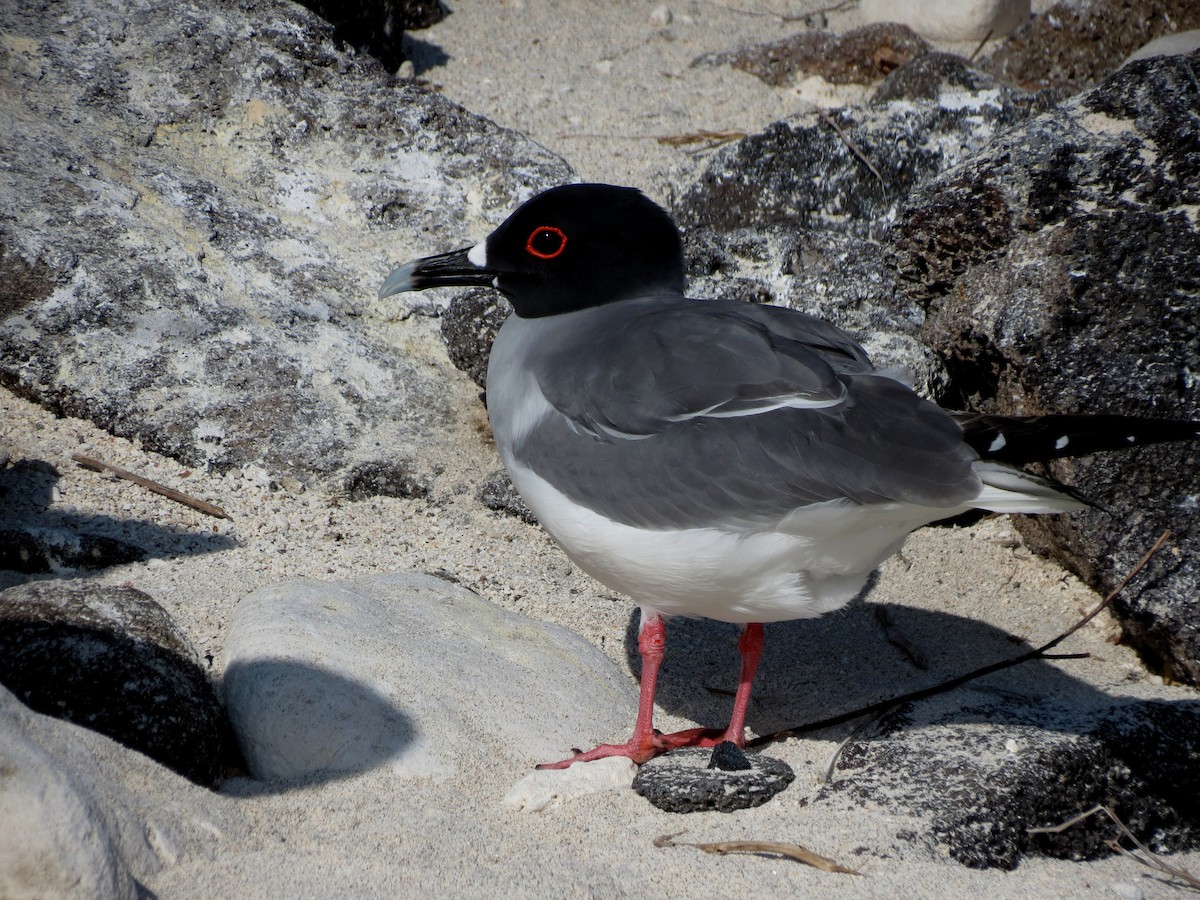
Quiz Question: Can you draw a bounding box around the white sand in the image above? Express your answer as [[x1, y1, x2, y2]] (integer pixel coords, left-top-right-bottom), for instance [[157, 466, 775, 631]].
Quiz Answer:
[[4, 1, 1199, 896]]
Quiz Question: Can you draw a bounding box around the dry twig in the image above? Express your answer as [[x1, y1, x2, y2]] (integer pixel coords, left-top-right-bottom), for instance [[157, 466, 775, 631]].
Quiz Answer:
[[748, 530, 1173, 750], [72, 453, 231, 520], [818, 111, 883, 183], [654, 831, 862, 875], [656, 129, 748, 149], [1029, 804, 1200, 888]]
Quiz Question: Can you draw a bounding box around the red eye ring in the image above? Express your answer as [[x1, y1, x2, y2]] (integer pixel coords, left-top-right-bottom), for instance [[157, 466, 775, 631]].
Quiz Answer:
[[525, 226, 568, 260]]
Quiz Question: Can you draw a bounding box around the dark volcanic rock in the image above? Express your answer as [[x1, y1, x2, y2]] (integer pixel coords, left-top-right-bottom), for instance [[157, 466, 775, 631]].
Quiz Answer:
[[824, 696, 1200, 869], [296, 0, 447, 72], [873, 51, 1061, 105], [0, 0, 570, 487], [675, 64, 1057, 240], [891, 53, 1200, 683], [985, 0, 1200, 92], [480, 471, 537, 525], [0, 454, 234, 578], [440, 288, 513, 389], [695, 22, 931, 87], [0, 581, 231, 785], [633, 746, 795, 813], [682, 226, 943, 396], [0, 528, 146, 574], [344, 459, 433, 500]]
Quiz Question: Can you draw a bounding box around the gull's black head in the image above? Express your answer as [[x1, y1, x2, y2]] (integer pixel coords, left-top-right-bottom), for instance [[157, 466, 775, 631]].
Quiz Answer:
[[379, 183, 686, 318]]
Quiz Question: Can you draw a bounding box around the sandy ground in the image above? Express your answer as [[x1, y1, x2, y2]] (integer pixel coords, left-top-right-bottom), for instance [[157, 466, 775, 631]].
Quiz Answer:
[[4, 1, 1200, 896]]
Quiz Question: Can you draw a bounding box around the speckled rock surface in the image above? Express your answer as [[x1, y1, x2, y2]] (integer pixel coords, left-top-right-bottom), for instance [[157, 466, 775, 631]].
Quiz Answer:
[[0, 580, 230, 785], [674, 62, 1058, 240], [891, 52, 1200, 683], [984, 0, 1200, 91], [822, 695, 1200, 869], [633, 744, 795, 813], [0, 0, 570, 488], [695, 22, 931, 87]]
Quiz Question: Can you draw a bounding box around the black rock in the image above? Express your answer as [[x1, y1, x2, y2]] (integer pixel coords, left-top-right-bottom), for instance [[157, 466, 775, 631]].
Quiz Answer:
[[707, 740, 752, 771], [0, 528, 146, 574], [823, 696, 1200, 869], [440, 288, 513, 389], [344, 460, 433, 500], [0, 581, 233, 786], [296, 0, 446, 73], [891, 52, 1200, 684], [479, 471, 537, 525], [675, 62, 1055, 241], [633, 747, 794, 813], [984, 0, 1200, 93]]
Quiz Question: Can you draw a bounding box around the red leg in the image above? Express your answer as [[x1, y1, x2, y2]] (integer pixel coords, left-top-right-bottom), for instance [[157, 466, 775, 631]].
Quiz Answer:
[[537, 619, 767, 769], [653, 622, 764, 750], [536, 610, 669, 769], [722, 622, 764, 744]]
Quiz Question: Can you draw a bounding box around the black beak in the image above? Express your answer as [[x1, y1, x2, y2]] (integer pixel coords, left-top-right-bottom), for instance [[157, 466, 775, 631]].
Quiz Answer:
[[378, 247, 495, 299]]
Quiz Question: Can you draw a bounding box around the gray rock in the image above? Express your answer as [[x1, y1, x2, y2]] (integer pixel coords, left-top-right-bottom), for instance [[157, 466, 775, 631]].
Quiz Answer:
[[633, 745, 795, 813], [890, 53, 1200, 684], [822, 695, 1200, 869], [0, 682, 240, 897], [0, 581, 230, 785], [0, 0, 570, 488], [0, 686, 140, 899], [223, 573, 634, 781]]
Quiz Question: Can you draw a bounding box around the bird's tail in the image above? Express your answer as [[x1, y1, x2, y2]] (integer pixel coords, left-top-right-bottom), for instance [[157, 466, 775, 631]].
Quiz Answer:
[[954, 413, 1200, 466]]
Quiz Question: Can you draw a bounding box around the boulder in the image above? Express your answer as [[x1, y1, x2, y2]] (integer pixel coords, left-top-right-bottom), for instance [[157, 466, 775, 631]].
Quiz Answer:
[[0, 0, 571, 490], [890, 53, 1200, 683]]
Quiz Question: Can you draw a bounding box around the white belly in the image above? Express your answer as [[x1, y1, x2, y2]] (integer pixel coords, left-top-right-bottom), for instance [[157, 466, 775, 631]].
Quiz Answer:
[[503, 458, 928, 623]]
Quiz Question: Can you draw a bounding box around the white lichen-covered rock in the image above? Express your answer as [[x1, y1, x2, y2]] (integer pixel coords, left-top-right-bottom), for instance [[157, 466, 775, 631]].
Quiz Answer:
[[860, 0, 1030, 41], [0, 0, 571, 490], [223, 573, 634, 781]]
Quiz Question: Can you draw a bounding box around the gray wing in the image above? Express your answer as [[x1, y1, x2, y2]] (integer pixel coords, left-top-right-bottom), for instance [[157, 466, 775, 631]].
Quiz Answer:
[[537, 300, 874, 439], [521, 298, 983, 529]]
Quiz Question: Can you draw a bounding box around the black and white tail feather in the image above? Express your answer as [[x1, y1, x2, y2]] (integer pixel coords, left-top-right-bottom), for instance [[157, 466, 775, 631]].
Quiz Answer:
[[956, 413, 1200, 466], [956, 412, 1200, 513]]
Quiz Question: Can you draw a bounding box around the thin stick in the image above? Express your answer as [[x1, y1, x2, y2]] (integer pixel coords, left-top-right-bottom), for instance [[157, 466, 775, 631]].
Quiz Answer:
[[748, 530, 1172, 749], [818, 112, 884, 184], [72, 453, 231, 520], [969, 29, 994, 63], [654, 831, 862, 875], [1029, 804, 1200, 888]]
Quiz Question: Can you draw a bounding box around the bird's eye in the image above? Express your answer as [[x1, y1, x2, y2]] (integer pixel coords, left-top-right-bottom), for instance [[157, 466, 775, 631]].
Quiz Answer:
[[525, 226, 568, 260]]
